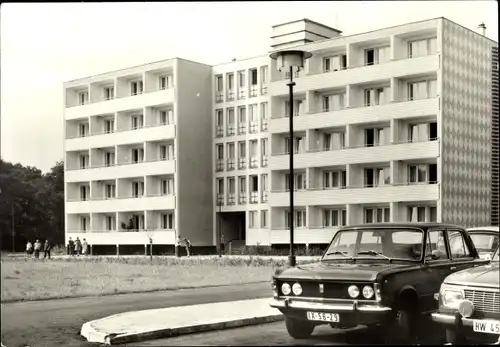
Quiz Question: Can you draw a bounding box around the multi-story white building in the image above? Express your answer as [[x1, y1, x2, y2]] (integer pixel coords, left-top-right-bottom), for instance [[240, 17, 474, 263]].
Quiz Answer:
[[64, 59, 213, 255], [64, 17, 498, 254]]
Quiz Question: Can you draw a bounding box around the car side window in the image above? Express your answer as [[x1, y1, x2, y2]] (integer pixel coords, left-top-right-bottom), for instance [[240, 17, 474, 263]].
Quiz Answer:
[[426, 230, 449, 260], [447, 230, 471, 259]]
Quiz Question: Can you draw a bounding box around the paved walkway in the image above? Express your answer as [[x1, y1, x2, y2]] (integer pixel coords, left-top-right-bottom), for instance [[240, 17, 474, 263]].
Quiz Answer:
[[81, 298, 283, 345]]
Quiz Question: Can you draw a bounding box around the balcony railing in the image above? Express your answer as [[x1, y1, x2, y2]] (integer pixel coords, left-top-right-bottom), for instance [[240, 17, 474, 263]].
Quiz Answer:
[[249, 86, 258, 98], [261, 85, 268, 95], [261, 156, 268, 167], [261, 191, 268, 203], [249, 158, 258, 169], [250, 192, 259, 204], [216, 126, 224, 138], [227, 194, 236, 205], [261, 121, 268, 131], [216, 159, 224, 172], [217, 194, 224, 205], [238, 125, 247, 135], [67, 193, 175, 202], [271, 181, 440, 193], [238, 90, 246, 100], [215, 92, 224, 103], [249, 123, 258, 133], [238, 158, 246, 169], [227, 91, 235, 101], [67, 85, 175, 108], [227, 159, 235, 171], [66, 121, 174, 140], [227, 126, 235, 136], [238, 194, 247, 204], [66, 157, 175, 171]]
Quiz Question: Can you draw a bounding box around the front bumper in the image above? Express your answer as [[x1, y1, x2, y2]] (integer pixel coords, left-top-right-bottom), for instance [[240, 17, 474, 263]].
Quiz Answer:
[[270, 297, 392, 326], [432, 313, 500, 344]]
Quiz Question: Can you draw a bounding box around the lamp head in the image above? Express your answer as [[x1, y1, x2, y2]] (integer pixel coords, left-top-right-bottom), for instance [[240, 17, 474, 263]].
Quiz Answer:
[[269, 50, 313, 72]]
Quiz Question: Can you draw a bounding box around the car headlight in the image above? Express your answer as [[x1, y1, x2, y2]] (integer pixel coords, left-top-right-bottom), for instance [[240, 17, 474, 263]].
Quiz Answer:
[[362, 285, 374, 299], [281, 282, 291, 296], [292, 282, 302, 296], [441, 285, 465, 309], [348, 285, 360, 298]]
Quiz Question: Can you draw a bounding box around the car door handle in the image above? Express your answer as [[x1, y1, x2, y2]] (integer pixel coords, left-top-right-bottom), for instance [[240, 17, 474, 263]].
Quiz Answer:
[[450, 266, 457, 270]]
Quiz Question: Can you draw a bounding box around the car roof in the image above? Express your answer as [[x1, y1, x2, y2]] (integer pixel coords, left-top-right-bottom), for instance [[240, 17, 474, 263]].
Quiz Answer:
[[341, 222, 464, 230], [467, 226, 500, 233]]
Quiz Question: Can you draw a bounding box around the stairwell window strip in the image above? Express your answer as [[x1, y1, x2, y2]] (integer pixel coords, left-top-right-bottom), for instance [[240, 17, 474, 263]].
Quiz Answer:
[[162, 213, 174, 229], [131, 80, 143, 96], [323, 209, 347, 227]]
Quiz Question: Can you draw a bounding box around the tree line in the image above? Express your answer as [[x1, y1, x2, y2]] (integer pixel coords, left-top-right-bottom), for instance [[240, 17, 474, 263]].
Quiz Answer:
[[0, 159, 64, 251]]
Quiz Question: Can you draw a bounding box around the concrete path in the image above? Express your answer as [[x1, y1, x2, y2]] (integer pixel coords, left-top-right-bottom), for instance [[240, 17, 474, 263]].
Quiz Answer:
[[81, 298, 283, 345]]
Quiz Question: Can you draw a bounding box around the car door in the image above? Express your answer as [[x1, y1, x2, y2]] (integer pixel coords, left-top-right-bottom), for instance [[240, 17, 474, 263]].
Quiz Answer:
[[446, 228, 478, 273], [420, 228, 454, 313]]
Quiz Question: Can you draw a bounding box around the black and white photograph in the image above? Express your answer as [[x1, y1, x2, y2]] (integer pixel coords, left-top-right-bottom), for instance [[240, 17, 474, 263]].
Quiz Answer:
[[0, 1, 499, 346]]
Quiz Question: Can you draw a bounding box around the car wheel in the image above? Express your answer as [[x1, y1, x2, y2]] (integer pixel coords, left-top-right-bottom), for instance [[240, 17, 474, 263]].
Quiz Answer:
[[446, 328, 466, 344], [285, 317, 315, 339], [382, 308, 419, 344]]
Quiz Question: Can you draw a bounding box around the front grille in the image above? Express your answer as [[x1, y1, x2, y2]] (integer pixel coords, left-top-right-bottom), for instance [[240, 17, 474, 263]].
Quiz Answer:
[[464, 289, 500, 313], [277, 280, 374, 300]]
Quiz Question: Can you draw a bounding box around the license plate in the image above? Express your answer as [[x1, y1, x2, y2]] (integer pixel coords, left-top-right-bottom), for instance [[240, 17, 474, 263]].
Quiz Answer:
[[306, 311, 339, 322], [473, 320, 500, 335]]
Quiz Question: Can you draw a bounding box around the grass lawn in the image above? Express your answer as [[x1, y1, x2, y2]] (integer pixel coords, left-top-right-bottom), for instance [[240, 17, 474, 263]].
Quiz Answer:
[[0, 256, 286, 302]]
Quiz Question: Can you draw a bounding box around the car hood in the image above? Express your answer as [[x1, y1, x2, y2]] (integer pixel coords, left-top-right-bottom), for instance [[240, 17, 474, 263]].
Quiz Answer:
[[444, 262, 500, 288], [274, 261, 416, 282]]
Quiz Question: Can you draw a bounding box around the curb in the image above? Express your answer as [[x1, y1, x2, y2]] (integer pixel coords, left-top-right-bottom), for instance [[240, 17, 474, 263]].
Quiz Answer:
[[84, 314, 284, 345]]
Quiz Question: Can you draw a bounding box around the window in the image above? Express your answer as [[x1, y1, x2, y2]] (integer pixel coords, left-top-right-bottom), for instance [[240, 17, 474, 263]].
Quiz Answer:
[[78, 91, 89, 105], [106, 216, 116, 231], [227, 142, 235, 170], [161, 213, 174, 229], [407, 206, 427, 222], [132, 181, 145, 198], [261, 102, 268, 131], [323, 170, 347, 189], [160, 110, 174, 125], [364, 207, 390, 223], [227, 108, 235, 136], [285, 136, 304, 154], [261, 174, 268, 202], [216, 144, 224, 171], [249, 104, 258, 132], [79, 123, 88, 137], [323, 94, 345, 112], [217, 178, 224, 197], [408, 37, 438, 58], [81, 216, 88, 231], [159, 144, 174, 160], [79, 154, 88, 169], [161, 178, 174, 195], [408, 80, 436, 100], [249, 211, 257, 228], [285, 210, 307, 228], [216, 75, 223, 92], [426, 230, 449, 260], [249, 140, 258, 168], [227, 177, 236, 204], [447, 231, 471, 259], [131, 80, 143, 96], [238, 176, 247, 204], [250, 69, 258, 86], [216, 109, 223, 136], [261, 138, 268, 167], [285, 100, 303, 117], [238, 71, 246, 87], [408, 164, 437, 183], [364, 87, 389, 106], [323, 209, 347, 227], [131, 115, 144, 130], [80, 185, 88, 201], [409, 123, 436, 142], [261, 210, 268, 228], [105, 183, 116, 199], [364, 46, 389, 65], [285, 173, 307, 191], [105, 151, 115, 166], [323, 132, 345, 150], [105, 119, 114, 134], [238, 107, 246, 134], [364, 168, 390, 187], [104, 86, 114, 100], [260, 66, 268, 94], [227, 73, 234, 91], [131, 148, 144, 163], [238, 141, 246, 169], [324, 54, 347, 72], [365, 127, 388, 147]]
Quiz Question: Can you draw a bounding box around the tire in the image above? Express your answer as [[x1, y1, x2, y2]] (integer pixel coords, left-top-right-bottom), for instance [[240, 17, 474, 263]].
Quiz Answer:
[[381, 308, 419, 344], [446, 328, 466, 344], [285, 317, 315, 339]]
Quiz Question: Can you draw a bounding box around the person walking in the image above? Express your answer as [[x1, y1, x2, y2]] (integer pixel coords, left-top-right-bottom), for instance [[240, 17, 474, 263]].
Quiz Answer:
[[26, 240, 33, 258], [82, 238, 88, 256], [33, 240, 42, 259], [184, 238, 191, 257], [68, 237, 74, 256], [43, 240, 52, 259], [75, 237, 82, 256]]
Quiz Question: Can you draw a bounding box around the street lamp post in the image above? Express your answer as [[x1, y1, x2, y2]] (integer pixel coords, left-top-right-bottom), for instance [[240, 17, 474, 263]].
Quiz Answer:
[[270, 50, 312, 268], [218, 200, 222, 257]]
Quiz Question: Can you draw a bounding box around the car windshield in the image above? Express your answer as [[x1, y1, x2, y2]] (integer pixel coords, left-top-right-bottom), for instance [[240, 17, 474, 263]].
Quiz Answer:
[[470, 233, 499, 253], [323, 228, 424, 261]]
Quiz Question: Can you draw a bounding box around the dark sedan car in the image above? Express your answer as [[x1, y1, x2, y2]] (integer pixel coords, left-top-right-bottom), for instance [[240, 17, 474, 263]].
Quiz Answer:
[[270, 223, 489, 343], [432, 247, 500, 344]]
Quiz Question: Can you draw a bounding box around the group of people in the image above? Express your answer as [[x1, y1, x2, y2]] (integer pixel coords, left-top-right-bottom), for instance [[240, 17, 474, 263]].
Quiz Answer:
[[67, 237, 88, 255], [26, 239, 52, 259]]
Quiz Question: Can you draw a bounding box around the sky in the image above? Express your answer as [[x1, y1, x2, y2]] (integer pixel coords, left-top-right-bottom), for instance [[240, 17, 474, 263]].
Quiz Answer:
[[1, 1, 498, 173]]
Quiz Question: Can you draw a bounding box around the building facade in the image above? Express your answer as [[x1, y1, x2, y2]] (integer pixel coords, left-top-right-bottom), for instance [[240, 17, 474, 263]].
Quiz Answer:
[[64, 17, 498, 254]]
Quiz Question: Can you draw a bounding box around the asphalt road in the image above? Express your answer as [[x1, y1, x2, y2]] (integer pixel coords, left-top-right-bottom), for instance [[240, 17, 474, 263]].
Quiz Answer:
[[1, 282, 271, 347]]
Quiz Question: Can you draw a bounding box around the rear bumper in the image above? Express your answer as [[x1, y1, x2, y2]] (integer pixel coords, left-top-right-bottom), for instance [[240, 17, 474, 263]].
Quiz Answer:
[[270, 298, 392, 326], [432, 313, 500, 344]]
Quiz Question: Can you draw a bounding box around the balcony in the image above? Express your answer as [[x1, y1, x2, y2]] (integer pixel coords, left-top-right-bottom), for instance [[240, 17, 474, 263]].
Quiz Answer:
[[66, 159, 175, 182], [65, 230, 176, 245], [270, 228, 339, 244], [269, 182, 439, 207], [269, 54, 439, 96], [269, 140, 439, 170], [65, 88, 175, 120], [66, 194, 176, 214], [66, 124, 176, 151], [270, 97, 439, 133]]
